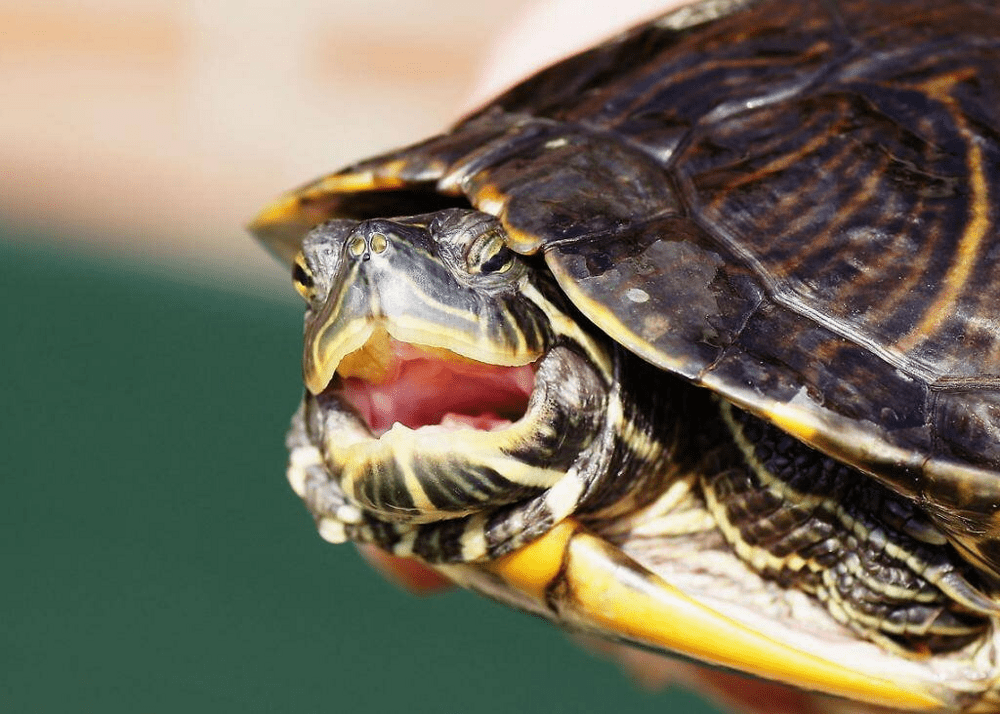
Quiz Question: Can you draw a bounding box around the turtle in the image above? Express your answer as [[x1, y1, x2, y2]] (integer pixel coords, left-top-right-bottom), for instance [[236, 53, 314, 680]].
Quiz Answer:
[[249, 0, 1000, 709]]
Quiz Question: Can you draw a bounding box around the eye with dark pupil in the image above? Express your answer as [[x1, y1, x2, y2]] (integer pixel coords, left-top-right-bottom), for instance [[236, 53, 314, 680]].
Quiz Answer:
[[480, 247, 512, 274], [293, 263, 314, 289]]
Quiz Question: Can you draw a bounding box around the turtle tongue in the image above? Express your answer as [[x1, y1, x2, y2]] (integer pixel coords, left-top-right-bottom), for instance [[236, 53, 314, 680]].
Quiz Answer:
[[337, 338, 535, 436]]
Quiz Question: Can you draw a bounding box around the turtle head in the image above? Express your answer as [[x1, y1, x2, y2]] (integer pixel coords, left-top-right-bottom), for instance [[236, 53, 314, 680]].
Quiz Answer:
[[291, 208, 618, 538], [295, 209, 551, 395]]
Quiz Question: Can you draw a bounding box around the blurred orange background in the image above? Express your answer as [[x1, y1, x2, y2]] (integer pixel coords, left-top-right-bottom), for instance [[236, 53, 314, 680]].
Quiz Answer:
[[2, 0, 674, 289]]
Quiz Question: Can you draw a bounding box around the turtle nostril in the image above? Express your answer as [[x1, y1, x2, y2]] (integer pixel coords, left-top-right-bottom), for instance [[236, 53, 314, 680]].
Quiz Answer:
[[370, 233, 388, 254], [347, 236, 367, 259], [348, 232, 389, 260]]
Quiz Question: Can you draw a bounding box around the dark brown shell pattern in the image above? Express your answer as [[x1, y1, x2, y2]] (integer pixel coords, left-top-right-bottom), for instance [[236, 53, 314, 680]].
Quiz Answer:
[[280, 0, 1000, 577]]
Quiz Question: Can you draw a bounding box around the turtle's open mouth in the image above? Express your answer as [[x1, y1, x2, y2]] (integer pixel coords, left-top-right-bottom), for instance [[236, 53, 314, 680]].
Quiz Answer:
[[330, 330, 536, 436], [302, 321, 609, 528]]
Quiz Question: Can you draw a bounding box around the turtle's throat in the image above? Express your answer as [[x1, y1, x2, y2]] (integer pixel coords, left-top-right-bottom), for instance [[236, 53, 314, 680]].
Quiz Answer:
[[332, 338, 536, 437]]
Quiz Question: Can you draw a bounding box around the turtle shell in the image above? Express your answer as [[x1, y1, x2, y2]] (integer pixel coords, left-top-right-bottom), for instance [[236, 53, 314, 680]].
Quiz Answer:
[[252, 0, 1000, 576]]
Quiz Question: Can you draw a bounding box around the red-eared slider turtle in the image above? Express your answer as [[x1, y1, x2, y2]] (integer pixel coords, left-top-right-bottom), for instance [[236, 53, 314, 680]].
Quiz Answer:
[[250, 0, 1000, 709]]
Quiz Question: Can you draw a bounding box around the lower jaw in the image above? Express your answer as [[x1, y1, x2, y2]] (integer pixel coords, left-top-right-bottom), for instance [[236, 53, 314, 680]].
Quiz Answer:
[[306, 345, 607, 525]]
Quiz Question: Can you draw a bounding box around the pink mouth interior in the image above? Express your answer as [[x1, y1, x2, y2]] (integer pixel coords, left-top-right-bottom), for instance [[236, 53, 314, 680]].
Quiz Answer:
[[339, 342, 536, 436]]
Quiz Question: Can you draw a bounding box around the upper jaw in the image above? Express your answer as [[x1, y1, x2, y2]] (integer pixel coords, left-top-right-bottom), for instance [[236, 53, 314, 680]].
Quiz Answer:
[[327, 328, 538, 437], [304, 314, 546, 396]]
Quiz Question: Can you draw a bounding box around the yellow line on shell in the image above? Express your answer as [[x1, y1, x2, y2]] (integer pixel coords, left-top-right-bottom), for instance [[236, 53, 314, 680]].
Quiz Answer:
[[900, 70, 989, 349], [248, 161, 412, 238]]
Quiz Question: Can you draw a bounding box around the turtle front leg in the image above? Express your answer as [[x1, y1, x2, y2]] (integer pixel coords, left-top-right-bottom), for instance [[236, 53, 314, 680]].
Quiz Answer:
[[701, 401, 998, 654]]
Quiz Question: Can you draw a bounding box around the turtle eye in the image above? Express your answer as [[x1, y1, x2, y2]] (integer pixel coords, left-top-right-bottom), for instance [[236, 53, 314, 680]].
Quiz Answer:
[[481, 246, 514, 274], [469, 229, 514, 275], [292, 257, 316, 302]]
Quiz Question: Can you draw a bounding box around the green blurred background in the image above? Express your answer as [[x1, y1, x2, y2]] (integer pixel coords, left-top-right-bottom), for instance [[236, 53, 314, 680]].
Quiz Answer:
[[3, 0, 720, 710], [2, 230, 720, 713]]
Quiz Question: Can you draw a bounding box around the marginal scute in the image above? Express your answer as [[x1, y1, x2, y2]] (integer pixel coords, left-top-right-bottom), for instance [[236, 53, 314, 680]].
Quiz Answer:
[[544, 216, 761, 380], [457, 123, 681, 247], [248, 116, 519, 263], [933, 389, 1000, 470]]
